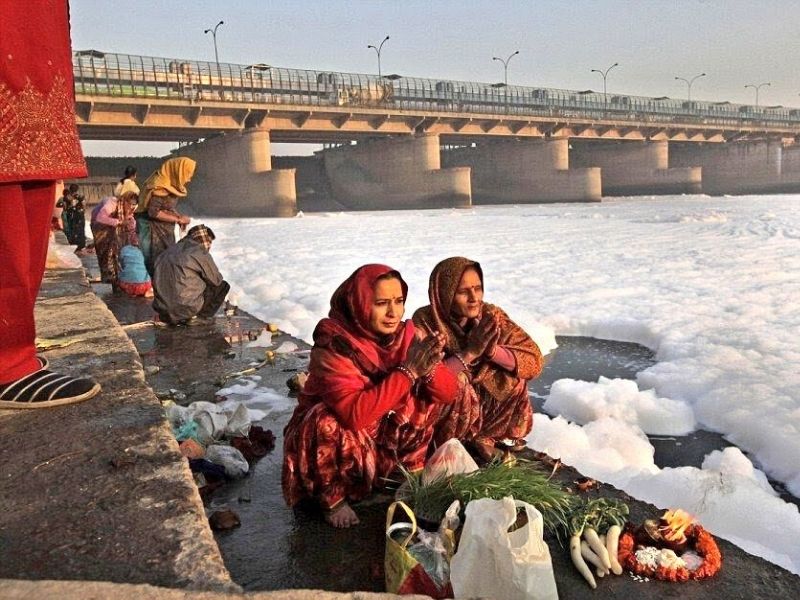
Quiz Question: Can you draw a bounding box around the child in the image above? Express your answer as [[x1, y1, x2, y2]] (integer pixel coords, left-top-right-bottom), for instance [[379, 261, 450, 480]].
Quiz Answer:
[[118, 244, 154, 297]]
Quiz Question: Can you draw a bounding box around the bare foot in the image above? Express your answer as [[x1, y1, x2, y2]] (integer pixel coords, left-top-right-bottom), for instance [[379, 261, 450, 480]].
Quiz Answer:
[[325, 502, 360, 528]]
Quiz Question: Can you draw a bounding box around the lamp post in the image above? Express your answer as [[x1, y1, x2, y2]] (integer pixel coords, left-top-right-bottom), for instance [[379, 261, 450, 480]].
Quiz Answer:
[[744, 82, 770, 107], [367, 35, 390, 79], [675, 72, 706, 102], [204, 20, 224, 64], [492, 50, 519, 87], [591, 62, 619, 105], [204, 20, 224, 96]]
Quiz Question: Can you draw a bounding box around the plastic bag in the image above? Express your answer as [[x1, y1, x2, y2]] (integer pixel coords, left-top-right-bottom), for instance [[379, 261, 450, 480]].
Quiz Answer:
[[224, 403, 252, 438], [205, 444, 249, 479], [422, 439, 479, 486], [185, 401, 254, 444], [438, 500, 461, 561], [384, 501, 453, 599], [450, 496, 558, 600]]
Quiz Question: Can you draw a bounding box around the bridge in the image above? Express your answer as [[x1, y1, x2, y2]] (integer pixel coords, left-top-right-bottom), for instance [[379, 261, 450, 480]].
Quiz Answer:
[[73, 51, 800, 216]]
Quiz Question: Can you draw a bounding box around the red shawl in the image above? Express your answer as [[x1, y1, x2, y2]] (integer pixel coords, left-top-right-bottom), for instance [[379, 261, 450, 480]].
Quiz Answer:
[[299, 264, 417, 431], [0, 1, 87, 183]]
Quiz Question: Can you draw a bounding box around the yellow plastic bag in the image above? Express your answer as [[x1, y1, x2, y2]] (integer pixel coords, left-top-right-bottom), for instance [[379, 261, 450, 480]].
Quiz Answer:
[[385, 501, 453, 599]]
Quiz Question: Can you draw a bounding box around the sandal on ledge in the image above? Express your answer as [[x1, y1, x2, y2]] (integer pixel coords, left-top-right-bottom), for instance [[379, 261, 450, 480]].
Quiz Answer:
[[0, 368, 100, 409]]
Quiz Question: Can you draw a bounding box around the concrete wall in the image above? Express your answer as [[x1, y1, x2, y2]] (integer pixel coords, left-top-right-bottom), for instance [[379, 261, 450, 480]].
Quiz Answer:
[[669, 140, 797, 195], [442, 138, 601, 203], [174, 129, 297, 217], [572, 140, 701, 196], [322, 134, 471, 210]]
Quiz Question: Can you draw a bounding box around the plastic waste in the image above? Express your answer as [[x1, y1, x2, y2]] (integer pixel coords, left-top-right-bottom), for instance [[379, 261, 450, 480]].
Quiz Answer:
[[422, 439, 479, 486], [247, 328, 273, 348], [451, 497, 558, 600], [205, 444, 250, 478], [173, 420, 199, 443]]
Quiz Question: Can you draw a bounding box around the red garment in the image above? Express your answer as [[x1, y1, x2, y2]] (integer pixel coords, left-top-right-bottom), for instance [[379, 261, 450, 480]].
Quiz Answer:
[[0, 1, 87, 183], [0, 1, 86, 384], [282, 264, 459, 509], [0, 183, 56, 383]]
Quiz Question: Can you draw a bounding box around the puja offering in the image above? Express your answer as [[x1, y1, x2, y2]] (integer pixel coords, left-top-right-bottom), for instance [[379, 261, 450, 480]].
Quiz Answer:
[[617, 509, 722, 582]]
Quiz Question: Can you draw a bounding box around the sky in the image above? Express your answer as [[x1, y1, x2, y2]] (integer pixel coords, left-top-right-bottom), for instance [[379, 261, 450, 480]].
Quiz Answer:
[[193, 194, 800, 575], [70, 0, 800, 156]]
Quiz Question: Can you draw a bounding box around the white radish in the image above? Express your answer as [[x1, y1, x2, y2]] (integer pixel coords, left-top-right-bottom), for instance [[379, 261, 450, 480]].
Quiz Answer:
[[580, 540, 607, 571], [584, 527, 612, 570], [570, 533, 597, 589], [606, 524, 624, 575], [596, 566, 605, 578]]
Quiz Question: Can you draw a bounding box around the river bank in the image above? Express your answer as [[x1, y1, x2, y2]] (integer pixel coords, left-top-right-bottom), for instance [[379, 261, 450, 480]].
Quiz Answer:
[[1, 234, 797, 598]]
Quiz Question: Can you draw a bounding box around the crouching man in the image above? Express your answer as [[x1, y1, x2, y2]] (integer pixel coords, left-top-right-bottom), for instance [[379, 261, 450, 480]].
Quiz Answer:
[[152, 225, 230, 326]]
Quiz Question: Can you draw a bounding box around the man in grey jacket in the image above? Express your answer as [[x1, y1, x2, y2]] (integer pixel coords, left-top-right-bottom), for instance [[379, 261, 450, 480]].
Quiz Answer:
[[152, 225, 230, 325]]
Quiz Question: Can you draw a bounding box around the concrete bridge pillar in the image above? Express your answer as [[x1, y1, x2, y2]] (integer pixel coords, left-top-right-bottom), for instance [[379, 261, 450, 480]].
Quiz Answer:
[[571, 140, 701, 196], [173, 129, 297, 217], [671, 141, 777, 196], [669, 140, 794, 195], [322, 133, 471, 209], [441, 138, 600, 203]]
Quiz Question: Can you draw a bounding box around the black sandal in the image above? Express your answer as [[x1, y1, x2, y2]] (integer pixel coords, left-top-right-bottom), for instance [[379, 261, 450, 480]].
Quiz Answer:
[[0, 368, 100, 409]]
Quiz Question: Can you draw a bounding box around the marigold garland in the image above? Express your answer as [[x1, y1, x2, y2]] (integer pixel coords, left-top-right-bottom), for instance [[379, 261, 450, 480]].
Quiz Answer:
[[618, 523, 722, 581]]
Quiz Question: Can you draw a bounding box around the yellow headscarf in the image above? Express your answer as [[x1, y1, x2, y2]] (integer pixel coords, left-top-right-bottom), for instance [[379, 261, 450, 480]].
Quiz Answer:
[[136, 157, 196, 213]]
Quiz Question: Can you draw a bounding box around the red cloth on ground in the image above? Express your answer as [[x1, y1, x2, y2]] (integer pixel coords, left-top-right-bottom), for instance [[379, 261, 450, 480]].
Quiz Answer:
[[117, 280, 153, 297], [282, 264, 459, 509], [0, 1, 86, 383]]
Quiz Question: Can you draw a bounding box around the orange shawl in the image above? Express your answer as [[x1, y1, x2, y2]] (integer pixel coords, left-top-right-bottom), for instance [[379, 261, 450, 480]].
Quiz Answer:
[[412, 257, 542, 402]]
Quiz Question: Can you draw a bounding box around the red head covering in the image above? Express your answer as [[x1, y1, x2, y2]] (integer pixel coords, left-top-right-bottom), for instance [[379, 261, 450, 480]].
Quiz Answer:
[[312, 264, 414, 375]]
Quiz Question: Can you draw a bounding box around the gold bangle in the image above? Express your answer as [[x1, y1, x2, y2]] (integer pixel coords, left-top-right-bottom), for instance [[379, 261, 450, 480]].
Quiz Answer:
[[396, 364, 416, 383], [453, 353, 471, 371]]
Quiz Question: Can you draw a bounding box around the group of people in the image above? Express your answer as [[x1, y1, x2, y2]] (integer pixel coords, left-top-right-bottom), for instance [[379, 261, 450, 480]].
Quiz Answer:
[[282, 258, 543, 527], [83, 157, 230, 326]]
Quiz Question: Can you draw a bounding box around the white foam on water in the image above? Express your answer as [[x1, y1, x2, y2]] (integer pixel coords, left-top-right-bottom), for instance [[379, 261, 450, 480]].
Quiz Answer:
[[200, 195, 800, 574]]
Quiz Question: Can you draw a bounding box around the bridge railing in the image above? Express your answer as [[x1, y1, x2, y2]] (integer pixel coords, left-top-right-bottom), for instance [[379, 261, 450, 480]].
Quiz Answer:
[[73, 51, 800, 130]]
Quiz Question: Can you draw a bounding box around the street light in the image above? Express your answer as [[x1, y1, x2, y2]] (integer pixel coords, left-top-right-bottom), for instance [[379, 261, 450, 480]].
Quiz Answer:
[[204, 20, 224, 64], [744, 82, 770, 107], [492, 50, 519, 87], [591, 62, 619, 105], [675, 72, 706, 102], [204, 20, 224, 97], [367, 35, 390, 79]]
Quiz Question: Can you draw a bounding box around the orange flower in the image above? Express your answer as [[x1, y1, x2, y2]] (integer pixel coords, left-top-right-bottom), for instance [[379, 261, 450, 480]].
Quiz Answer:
[[617, 523, 722, 582]]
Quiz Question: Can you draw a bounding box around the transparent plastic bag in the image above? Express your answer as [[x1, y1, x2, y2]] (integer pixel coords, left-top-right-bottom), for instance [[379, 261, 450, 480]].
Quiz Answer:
[[422, 439, 479, 486], [205, 444, 250, 479]]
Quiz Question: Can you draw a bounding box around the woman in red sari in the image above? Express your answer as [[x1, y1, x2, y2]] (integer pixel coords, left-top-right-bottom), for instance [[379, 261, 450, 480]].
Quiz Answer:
[[413, 257, 543, 460], [282, 264, 458, 527]]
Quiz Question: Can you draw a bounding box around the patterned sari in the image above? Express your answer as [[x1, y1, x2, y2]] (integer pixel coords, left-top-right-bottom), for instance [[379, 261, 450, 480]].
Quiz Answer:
[[413, 257, 543, 445], [282, 264, 458, 510]]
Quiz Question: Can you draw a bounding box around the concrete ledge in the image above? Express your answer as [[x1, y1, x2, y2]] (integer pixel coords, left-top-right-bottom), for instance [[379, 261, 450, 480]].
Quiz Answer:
[[0, 580, 430, 599], [0, 259, 235, 591]]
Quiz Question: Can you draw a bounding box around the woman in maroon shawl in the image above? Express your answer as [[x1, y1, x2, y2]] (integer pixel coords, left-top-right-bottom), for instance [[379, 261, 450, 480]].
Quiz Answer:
[[282, 264, 458, 527], [413, 257, 543, 460]]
